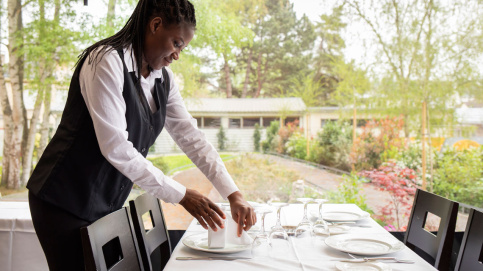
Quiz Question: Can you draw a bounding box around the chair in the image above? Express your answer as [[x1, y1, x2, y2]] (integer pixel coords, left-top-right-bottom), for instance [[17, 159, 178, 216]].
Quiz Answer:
[[404, 189, 459, 271], [129, 193, 171, 271], [81, 207, 143, 271], [455, 208, 483, 271]]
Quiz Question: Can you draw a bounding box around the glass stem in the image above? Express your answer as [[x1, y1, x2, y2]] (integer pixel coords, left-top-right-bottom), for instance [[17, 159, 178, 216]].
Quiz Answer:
[[261, 213, 266, 234], [319, 203, 324, 220], [276, 207, 282, 227], [303, 202, 308, 220]]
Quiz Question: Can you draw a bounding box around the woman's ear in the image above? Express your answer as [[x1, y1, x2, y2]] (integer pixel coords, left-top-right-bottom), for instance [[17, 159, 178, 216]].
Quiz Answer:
[[150, 17, 163, 34]]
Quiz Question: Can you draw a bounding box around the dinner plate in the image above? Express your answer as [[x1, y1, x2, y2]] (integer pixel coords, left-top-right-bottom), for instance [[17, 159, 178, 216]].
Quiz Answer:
[[322, 211, 370, 222], [182, 233, 252, 254], [328, 225, 351, 235], [325, 234, 405, 256], [335, 261, 392, 271]]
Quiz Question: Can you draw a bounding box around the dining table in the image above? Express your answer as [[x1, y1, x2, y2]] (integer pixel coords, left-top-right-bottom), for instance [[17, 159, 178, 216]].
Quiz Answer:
[[0, 201, 49, 271], [164, 203, 438, 271]]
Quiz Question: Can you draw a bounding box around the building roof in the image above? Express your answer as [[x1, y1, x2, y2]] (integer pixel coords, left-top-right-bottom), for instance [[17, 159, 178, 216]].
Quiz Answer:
[[184, 97, 306, 113], [456, 107, 483, 124]]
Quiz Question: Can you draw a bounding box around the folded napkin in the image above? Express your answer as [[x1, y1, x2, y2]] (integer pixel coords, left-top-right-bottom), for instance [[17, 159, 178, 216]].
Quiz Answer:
[[208, 213, 253, 248], [225, 214, 253, 245]]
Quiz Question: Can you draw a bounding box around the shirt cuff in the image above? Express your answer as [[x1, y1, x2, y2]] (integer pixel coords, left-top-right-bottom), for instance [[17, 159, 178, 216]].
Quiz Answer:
[[161, 176, 187, 204], [211, 171, 239, 200]]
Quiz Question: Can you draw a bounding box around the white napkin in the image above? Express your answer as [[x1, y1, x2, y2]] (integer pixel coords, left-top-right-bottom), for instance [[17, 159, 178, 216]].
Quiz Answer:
[[225, 213, 253, 245]]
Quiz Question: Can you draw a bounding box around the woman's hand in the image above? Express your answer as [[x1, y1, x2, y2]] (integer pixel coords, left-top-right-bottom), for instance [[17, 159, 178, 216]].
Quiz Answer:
[[228, 191, 256, 237], [179, 189, 225, 231]]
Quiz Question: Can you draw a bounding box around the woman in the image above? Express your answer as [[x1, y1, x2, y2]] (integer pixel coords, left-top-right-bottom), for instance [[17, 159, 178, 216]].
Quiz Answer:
[[27, 0, 255, 269]]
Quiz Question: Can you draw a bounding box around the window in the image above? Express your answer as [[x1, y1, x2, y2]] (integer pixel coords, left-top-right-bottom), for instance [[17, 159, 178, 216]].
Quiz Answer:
[[194, 117, 202, 128], [204, 117, 221, 128], [229, 118, 241, 128], [321, 119, 338, 128], [243, 117, 260, 128], [262, 117, 278, 127], [284, 117, 299, 126]]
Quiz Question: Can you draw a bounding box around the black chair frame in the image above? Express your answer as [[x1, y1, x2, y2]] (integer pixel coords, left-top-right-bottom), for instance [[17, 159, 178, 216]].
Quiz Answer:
[[455, 208, 483, 271]]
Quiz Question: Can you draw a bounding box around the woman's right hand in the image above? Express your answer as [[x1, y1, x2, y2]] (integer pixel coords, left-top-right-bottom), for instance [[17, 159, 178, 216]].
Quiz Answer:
[[179, 188, 226, 231]]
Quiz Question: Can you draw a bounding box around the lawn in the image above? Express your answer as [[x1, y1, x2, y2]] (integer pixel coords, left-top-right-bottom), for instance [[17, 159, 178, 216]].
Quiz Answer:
[[148, 153, 236, 175]]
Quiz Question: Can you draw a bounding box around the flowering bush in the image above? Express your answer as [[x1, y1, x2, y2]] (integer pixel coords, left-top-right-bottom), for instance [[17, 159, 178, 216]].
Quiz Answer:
[[351, 116, 405, 171], [359, 161, 419, 230], [276, 120, 302, 153]]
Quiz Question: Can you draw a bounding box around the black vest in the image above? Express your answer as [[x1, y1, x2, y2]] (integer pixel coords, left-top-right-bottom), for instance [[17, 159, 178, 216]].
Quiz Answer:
[[27, 48, 169, 222]]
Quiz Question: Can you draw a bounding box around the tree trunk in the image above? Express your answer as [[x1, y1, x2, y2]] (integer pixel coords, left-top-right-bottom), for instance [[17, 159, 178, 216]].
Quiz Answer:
[[242, 48, 252, 98], [0, 57, 13, 188], [37, 86, 51, 160], [107, 0, 116, 29], [223, 53, 232, 98], [7, 0, 25, 189], [255, 51, 263, 97], [21, 86, 44, 185]]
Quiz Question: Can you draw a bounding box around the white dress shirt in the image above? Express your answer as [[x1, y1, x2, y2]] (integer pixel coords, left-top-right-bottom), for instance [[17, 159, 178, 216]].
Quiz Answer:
[[79, 45, 239, 204]]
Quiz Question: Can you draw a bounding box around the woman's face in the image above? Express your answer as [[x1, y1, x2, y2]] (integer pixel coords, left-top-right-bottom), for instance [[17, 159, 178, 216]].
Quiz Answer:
[[144, 18, 195, 70]]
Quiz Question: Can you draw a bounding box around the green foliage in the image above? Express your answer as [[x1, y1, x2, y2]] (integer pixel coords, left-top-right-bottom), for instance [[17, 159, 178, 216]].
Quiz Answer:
[[217, 125, 227, 151], [433, 147, 483, 208], [351, 117, 405, 171], [285, 132, 307, 159], [262, 121, 280, 152], [253, 123, 261, 152], [308, 121, 352, 171], [327, 173, 372, 214]]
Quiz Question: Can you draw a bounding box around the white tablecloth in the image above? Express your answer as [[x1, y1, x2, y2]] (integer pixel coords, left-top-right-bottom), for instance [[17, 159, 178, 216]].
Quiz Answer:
[[165, 204, 437, 271], [0, 201, 48, 271]]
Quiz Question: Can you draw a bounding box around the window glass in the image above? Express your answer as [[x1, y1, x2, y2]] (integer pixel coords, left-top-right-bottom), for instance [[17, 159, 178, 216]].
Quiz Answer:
[[229, 118, 241, 128], [193, 117, 202, 128], [243, 117, 260, 128], [262, 117, 278, 127], [204, 117, 221, 128]]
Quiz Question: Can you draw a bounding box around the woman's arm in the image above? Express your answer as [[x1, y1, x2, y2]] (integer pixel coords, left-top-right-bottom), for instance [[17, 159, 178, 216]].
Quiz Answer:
[[164, 67, 255, 234]]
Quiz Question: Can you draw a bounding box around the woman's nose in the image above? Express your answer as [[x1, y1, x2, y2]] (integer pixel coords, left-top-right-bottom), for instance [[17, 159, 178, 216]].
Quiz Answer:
[[172, 51, 179, 61]]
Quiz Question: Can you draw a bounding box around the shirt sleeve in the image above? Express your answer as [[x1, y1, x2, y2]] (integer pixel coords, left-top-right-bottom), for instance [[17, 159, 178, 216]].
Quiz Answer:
[[163, 67, 239, 200], [79, 48, 186, 204]]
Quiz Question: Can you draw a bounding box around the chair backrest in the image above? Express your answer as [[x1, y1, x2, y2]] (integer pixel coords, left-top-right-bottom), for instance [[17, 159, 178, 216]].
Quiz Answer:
[[81, 207, 143, 271], [129, 193, 171, 271], [455, 208, 483, 271], [404, 189, 459, 271]]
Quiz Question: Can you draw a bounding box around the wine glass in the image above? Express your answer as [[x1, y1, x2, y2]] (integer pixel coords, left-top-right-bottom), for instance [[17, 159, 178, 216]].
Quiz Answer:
[[268, 202, 290, 257], [294, 198, 314, 240], [312, 198, 330, 237], [251, 206, 273, 258]]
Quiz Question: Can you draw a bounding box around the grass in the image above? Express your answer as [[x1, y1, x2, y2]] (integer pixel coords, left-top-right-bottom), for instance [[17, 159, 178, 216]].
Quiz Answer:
[[224, 153, 303, 203], [148, 153, 236, 175]]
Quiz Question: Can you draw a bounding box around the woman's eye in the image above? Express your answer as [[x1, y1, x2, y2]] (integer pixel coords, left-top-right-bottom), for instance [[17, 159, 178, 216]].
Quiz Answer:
[[174, 42, 180, 48]]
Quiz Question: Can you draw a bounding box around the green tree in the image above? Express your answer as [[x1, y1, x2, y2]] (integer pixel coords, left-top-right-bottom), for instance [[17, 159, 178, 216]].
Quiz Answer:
[[253, 123, 261, 152], [217, 125, 227, 151]]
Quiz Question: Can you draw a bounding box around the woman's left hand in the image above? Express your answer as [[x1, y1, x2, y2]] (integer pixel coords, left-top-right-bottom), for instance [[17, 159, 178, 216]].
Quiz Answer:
[[227, 191, 256, 237]]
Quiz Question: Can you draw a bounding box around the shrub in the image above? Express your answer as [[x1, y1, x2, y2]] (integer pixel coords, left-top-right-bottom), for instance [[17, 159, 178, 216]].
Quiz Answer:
[[351, 116, 405, 171], [261, 121, 280, 153], [253, 123, 261, 152], [359, 161, 419, 230], [308, 121, 352, 171], [217, 125, 227, 151], [327, 173, 372, 214], [276, 120, 302, 154], [433, 147, 483, 208], [285, 132, 307, 159]]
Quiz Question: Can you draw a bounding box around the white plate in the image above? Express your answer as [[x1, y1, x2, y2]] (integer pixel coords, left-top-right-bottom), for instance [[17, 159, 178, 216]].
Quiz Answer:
[[182, 233, 252, 254], [325, 234, 405, 256], [323, 211, 370, 222], [329, 225, 351, 235], [335, 262, 392, 271]]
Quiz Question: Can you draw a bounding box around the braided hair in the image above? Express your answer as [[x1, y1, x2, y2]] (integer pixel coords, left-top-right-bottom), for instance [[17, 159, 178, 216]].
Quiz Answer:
[[77, 0, 196, 80]]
